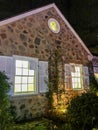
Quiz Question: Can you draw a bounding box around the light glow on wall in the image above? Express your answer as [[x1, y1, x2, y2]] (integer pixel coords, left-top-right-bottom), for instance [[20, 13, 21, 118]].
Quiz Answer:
[[94, 73, 98, 82]]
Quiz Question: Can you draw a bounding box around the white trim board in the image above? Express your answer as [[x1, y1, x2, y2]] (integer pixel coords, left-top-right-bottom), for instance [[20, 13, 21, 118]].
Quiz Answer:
[[0, 3, 93, 59]]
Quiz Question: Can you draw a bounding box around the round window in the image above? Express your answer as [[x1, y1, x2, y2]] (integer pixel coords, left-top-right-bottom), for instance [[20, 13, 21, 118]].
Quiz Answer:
[[48, 18, 60, 33]]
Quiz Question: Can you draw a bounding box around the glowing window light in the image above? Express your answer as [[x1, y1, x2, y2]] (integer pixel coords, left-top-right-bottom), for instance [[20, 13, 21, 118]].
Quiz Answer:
[[50, 21, 58, 31], [48, 18, 60, 33], [14, 60, 35, 94], [71, 65, 83, 89]]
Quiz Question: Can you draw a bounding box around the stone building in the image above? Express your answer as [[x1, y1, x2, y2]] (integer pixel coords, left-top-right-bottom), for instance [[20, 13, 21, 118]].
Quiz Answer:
[[0, 4, 93, 120]]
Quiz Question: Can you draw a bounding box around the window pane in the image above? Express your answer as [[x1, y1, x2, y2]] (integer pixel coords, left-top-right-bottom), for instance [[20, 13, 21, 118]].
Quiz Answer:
[[28, 77, 34, 83], [15, 84, 21, 92], [28, 84, 35, 91], [77, 78, 81, 82], [15, 76, 21, 84], [15, 59, 36, 94], [78, 83, 81, 88], [22, 84, 27, 92], [72, 78, 75, 82], [71, 73, 75, 76], [16, 60, 22, 67], [16, 68, 22, 75], [71, 65, 83, 89], [22, 61, 28, 68], [22, 77, 28, 84], [23, 69, 28, 75], [77, 73, 80, 76], [29, 70, 34, 76], [72, 83, 75, 88], [50, 21, 58, 31]]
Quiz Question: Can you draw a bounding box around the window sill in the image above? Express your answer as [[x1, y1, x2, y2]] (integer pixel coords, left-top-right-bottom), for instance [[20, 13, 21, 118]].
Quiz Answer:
[[11, 92, 38, 98]]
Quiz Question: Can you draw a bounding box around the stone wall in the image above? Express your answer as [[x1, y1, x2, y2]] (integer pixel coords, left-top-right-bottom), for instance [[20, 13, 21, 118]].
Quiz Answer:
[[0, 7, 90, 120], [11, 94, 48, 121], [52, 89, 87, 115], [0, 7, 89, 65]]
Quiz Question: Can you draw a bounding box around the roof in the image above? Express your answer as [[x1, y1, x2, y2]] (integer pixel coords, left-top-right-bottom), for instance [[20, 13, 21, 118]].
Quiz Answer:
[[0, 3, 93, 60]]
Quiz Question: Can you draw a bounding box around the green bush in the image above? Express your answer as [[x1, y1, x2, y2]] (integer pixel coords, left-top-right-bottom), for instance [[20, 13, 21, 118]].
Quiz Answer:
[[0, 72, 13, 129], [34, 124, 47, 130], [89, 75, 98, 93], [67, 93, 98, 130], [12, 118, 53, 130]]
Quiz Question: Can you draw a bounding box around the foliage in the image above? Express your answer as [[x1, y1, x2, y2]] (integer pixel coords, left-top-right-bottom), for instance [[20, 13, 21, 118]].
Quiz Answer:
[[46, 49, 65, 115], [47, 49, 60, 110], [10, 117, 72, 130], [89, 75, 98, 93], [0, 71, 13, 129], [33, 124, 47, 130], [67, 92, 98, 130], [11, 118, 55, 130]]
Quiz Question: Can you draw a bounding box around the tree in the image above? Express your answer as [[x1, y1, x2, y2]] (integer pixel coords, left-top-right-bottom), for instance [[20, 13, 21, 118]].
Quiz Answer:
[[67, 92, 98, 130], [0, 72, 13, 129]]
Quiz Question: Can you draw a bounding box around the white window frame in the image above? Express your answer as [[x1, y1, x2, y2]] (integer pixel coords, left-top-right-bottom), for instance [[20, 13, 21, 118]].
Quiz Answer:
[[65, 64, 84, 90], [71, 64, 83, 90], [13, 55, 38, 96], [0, 55, 49, 96]]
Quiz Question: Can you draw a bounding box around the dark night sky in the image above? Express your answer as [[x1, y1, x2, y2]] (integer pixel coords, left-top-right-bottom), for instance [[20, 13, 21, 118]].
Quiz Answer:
[[0, 0, 98, 55]]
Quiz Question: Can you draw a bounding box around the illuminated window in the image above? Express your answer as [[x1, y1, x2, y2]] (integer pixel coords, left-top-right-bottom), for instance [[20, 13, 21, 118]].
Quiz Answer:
[[65, 64, 84, 90], [48, 18, 60, 33], [71, 65, 83, 89], [14, 60, 35, 94]]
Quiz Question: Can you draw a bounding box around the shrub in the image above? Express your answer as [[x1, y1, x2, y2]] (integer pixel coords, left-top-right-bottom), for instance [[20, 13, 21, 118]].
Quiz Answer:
[[67, 93, 98, 130], [89, 75, 98, 93], [34, 124, 47, 130], [0, 72, 13, 129]]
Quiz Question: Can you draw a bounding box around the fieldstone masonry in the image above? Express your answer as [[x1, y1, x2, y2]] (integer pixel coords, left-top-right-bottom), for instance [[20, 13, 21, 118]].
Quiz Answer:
[[0, 6, 90, 120], [11, 94, 48, 120], [0, 8, 89, 64]]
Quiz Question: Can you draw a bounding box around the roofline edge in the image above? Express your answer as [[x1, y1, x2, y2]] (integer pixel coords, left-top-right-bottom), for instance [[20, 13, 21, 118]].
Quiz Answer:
[[0, 3, 93, 59], [53, 4, 93, 59], [0, 3, 55, 26]]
